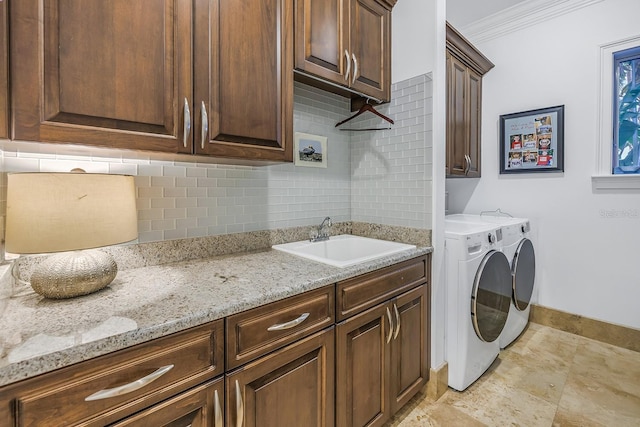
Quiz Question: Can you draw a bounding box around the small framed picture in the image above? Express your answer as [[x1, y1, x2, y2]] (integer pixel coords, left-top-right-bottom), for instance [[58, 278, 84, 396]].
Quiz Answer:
[[294, 132, 327, 168], [499, 105, 565, 174]]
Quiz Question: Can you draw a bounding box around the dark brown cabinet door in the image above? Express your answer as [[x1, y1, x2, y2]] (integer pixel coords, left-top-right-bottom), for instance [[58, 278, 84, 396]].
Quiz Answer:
[[294, 0, 391, 102], [336, 303, 391, 427], [467, 68, 482, 177], [389, 285, 428, 413], [226, 328, 335, 427], [446, 53, 483, 178], [11, 0, 193, 153], [0, 0, 8, 139], [336, 284, 428, 427], [349, 0, 390, 102], [445, 22, 493, 178], [294, 0, 346, 85], [111, 378, 224, 427], [194, 0, 294, 162], [446, 52, 471, 177]]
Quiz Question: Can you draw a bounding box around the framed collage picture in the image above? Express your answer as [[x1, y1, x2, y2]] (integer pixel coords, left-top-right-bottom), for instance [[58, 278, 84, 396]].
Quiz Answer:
[[499, 105, 564, 174]]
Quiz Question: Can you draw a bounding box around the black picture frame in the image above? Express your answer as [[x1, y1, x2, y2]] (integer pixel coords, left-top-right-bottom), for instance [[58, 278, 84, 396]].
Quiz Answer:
[[499, 105, 564, 174]]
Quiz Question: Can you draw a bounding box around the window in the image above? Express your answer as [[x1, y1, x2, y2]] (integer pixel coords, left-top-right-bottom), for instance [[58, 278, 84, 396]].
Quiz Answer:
[[594, 35, 640, 189], [613, 46, 640, 174]]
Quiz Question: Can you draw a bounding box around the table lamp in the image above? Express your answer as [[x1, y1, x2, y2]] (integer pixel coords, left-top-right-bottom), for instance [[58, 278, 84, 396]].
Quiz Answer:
[[4, 170, 138, 299]]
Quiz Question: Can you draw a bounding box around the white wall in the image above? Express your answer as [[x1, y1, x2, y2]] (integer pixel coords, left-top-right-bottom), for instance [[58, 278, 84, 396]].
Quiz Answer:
[[392, 0, 447, 369], [447, 0, 640, 329], [392, 0, 436, 83]]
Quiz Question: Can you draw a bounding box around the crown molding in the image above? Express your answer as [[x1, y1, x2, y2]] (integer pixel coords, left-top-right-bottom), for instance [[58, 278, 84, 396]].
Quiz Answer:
[[459, 0, 604, 44]]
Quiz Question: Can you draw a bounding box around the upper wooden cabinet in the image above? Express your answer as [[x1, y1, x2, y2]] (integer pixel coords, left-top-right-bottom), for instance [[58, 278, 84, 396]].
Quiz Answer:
[[194, 0, 293, 161], [295, 0, 394, 102], [10, 0, 293, 162], [446, 22, 494, 178], [0, 0, 8, 139]]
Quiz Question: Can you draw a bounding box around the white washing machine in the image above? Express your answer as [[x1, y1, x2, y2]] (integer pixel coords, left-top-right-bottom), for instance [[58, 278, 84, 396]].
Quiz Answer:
[[479, 215, 536, 349], [444, 219, 513, 391]]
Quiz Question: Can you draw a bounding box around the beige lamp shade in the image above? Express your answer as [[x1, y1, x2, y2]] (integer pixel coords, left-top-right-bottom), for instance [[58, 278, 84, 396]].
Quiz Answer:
[[5, 172, 138, 254]]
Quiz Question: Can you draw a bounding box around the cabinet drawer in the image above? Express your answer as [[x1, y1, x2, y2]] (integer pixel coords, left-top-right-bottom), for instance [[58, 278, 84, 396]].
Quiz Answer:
[[337, 256, 427, 321], [226, 285, 335, 369], [111, 378, 223, 427], [12, 320, 223, 427]]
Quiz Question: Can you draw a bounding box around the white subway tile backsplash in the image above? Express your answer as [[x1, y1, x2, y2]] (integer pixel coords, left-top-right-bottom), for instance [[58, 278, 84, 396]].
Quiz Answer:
[[108, 163, 138, 175], [1, 78, 431, 245], [151, 219, 176, 231], [3, 157, 41, 172], [164, 228, 187, 240], [350, 74, 432, 229], [151, 176, 175, 188], [138, 164, 163, 176], [151, 198, 175, 209], [164, 208, 187, 220], [162, 165, 187, 177], [138, 230, 164, 243], [40, 158, 109, 173]]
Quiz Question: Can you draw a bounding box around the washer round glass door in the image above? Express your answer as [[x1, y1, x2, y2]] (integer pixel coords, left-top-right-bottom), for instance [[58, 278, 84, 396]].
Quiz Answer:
[[513, 238, 535, 311], [471, 250, 512, 342]]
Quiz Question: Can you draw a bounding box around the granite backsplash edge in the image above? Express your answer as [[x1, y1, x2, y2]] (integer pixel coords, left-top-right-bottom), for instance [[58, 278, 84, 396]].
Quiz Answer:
[[11, 222, 432, 284]]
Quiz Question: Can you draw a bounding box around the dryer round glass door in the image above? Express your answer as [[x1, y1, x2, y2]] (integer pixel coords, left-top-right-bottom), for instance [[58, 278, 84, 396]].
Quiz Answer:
[[471, 250, 512, 343], [513, 238, 535, 311]]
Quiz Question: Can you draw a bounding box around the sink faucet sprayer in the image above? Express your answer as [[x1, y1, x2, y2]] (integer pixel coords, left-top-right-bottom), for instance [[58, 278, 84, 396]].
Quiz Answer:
[[310, 217, 332, 242]]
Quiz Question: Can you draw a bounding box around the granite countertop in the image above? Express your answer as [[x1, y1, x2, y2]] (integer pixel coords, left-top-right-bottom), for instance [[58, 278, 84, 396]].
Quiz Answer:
[[0, 245, 431, 387]]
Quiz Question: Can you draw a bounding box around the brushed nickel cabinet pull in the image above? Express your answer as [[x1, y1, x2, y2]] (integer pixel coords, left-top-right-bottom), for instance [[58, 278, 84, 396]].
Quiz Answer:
[[386, 306, 393, 344], [344, 50, 351, 81], [464, 155, 471, 175], [183, 98, 191, 148], [214, 389, 223, 427], [200, 101, 208, 149], [267, 312, 310, 331], [84, 364, 174, 401], [235, 379, 244, 427], [352, 53, 358, 84], [393, 303, 401, 340]]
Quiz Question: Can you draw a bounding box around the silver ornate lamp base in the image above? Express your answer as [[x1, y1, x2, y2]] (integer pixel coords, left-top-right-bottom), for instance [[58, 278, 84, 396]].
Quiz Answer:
[[29, 250, 118, 299]]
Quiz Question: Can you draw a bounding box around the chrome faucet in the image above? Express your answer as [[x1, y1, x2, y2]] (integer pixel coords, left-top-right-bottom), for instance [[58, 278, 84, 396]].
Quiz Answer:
[[310, 217, 332, 242]]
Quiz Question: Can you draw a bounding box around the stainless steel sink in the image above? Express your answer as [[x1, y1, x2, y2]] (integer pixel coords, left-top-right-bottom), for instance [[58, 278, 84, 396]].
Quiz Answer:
[[272, 234, 416, 268]]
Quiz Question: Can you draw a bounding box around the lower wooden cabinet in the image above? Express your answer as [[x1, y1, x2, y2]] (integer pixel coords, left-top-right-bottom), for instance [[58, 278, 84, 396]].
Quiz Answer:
[[336, 284, 428, 427], [0, 256, 430, 427], [0, 320, 224, 427], [226, 327, 335, 427], [111, 378, 224, 427], [389, 285, 429, 414]]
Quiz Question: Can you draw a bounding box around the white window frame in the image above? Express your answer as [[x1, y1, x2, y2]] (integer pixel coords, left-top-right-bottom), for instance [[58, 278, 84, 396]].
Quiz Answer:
[[593, 34, 640, 190]]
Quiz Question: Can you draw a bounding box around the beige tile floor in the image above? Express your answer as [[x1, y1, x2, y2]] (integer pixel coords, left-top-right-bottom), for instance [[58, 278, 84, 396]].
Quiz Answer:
[[386, 323, 640, 427]]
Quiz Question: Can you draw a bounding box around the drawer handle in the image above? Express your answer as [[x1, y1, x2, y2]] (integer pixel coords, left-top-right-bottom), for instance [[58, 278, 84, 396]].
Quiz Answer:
[[352, 53, 358, 84], [386, 307, 393, 344], [214, 389, 223, 427], [267, 312, 310, 331], [393, 303, 401, 340], [201, 100, 208, 149], [344, 50, 351, 81], [183, 98, 191, 148], [84, 364, 174, 401], [235, 379, 244, 427]]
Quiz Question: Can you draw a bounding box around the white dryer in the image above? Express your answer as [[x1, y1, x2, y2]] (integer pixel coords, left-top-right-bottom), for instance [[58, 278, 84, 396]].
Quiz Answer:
[[480, 215, 536, 349], [444, 220, 512, 391]]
